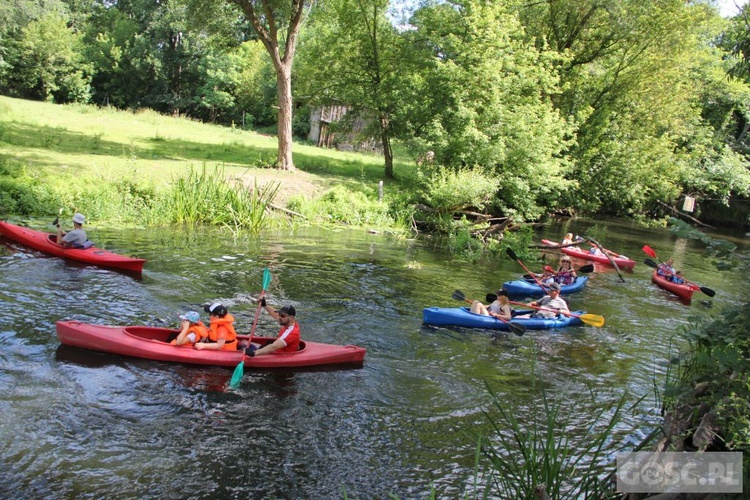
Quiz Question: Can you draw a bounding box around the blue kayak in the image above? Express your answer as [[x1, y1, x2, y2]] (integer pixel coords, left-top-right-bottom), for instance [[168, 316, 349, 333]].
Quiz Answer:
[[422, 307, 585, 330], [502, 276, 588, 297]]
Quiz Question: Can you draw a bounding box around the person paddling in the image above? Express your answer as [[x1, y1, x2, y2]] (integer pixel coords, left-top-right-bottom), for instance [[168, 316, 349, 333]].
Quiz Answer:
[[657, 258, 676, 278], [554, 256, 577, 285], [242, 298, 301, 356], [56, 213, 88, 248], [517, 282, 569, 319]]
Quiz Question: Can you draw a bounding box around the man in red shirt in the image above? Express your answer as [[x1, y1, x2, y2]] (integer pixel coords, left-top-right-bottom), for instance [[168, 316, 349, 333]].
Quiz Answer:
[[246, 300, 300, 356]]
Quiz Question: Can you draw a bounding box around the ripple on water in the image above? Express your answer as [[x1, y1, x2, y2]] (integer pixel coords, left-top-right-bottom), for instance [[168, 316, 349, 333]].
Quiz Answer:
[[0, 223, 746, 497]]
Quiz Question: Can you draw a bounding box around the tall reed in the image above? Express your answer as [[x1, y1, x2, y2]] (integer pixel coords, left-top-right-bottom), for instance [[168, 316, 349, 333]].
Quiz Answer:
[[156, 165, 279, 232], [469, 379, 632, 499]]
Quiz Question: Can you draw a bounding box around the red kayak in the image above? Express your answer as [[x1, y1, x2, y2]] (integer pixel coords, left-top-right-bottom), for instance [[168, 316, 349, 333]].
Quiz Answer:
[[0, 220, 145, 273], [541, 239, 636, 269], [651, 271, 698, 302], [56, 321, 366, 369]]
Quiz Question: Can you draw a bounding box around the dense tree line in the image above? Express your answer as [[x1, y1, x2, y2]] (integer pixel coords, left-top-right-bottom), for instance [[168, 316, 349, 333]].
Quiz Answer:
[[1, 0, 749, 223]]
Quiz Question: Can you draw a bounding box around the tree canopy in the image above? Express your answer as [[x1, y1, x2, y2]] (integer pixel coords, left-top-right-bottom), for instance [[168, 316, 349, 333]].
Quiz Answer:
[[0, 0, 748, 223]]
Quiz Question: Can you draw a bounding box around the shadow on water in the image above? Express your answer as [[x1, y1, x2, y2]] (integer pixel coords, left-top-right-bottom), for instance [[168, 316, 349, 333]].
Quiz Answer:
[[1, 236, 144, 280], [54, 344, 366, 392], [0, 220, 747, 497]]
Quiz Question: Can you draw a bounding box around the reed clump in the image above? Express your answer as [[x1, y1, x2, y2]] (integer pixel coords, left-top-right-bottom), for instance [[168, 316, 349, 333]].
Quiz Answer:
[[155, 165, 279, 232]]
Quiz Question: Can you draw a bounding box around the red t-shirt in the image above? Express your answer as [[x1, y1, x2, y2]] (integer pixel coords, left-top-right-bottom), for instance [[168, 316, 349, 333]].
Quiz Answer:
[[276, 322, 300, 353]]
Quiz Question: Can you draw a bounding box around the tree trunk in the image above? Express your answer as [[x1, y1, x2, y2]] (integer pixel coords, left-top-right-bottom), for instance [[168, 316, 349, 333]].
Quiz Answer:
[[276, 62, 295, 171], [380, 115, 394, 179]]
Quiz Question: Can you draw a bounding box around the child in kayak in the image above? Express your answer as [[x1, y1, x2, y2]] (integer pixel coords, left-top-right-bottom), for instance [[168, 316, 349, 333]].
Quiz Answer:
[[195, 303, 238, 351], [169, 311, 209, 346]]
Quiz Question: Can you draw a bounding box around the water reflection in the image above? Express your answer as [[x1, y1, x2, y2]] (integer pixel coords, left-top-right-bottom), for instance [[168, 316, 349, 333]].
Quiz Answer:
[[0, 220, 746, 497]]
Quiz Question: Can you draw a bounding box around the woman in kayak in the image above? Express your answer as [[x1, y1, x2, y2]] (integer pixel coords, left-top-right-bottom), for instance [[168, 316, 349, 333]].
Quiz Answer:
[[470, 289, 512, 320], [243, 299, 301, 356], [170, 311, 209, 346], [554, 256, 577, 285], [195, 303, 238, 351], [56, 213, 88, 247]]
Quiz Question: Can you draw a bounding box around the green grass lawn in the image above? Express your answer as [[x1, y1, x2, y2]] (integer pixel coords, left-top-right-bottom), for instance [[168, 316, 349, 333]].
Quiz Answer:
[[0, 95, 415, 193]]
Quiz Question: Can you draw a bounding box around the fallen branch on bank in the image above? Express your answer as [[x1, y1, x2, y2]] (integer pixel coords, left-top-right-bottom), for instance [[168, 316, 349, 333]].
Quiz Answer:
[[268, 203, 306, 219]]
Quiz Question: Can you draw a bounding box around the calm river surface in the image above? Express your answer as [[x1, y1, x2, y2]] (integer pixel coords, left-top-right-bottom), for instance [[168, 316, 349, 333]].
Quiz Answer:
[[0, 218, 746, 498]]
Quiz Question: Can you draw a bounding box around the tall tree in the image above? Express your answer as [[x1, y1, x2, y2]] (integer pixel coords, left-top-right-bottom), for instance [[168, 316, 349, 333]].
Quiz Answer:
[[193, 0, 311, 170], [519, 0, 750, 216], [404, 0, 575, 220], [3, 13, 91, 103], [297, 0, 405, 178]]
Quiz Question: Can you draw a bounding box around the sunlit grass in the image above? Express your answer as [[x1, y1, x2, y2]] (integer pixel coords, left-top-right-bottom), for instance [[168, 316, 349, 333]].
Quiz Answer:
[[0, 95, 403, 186], [0, 96, 420, 231]]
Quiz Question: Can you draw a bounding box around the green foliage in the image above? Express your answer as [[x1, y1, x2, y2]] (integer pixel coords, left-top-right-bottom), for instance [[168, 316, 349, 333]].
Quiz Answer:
[[3, 13, 92, 103], [297, 0, 408, 177], [661, 222, 750, 480], [417, 166, 500, 213], [287, 185, 394, 227], [403, 0, 575, 220], [231, 40, 278, 128], [154, 165, 279, 232], [472, 378, 627, 498], [0, 158, 59, 215]]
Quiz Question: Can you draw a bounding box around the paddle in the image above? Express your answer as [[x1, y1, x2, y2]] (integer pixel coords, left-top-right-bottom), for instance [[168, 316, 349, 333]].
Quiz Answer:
[[523, 263, 594, 279], [584, 236, 626, 282], [642, 258, 716, 297], [503, 298, 605, 327], [506, 247, 549, 292], [641, 245, 658, 259], [451, 289, 526, 336], [229, 268, 272, 388]]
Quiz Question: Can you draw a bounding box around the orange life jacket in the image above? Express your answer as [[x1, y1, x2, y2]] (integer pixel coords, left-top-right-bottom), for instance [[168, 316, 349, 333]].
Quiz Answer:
[[170, 322, 209, 346], [208, 313, 237, 350]]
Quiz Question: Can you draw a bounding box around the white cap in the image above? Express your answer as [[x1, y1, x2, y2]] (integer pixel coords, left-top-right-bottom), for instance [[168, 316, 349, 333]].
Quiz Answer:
[[72, 213, 85, 224]]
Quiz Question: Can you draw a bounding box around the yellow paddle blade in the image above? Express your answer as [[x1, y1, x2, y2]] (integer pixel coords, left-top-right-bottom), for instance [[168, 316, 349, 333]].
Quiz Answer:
[[580, 313, 605, 327]]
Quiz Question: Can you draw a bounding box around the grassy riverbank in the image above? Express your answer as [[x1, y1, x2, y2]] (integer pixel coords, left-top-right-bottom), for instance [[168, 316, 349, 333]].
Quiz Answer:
[[0, 95, 418, 230]]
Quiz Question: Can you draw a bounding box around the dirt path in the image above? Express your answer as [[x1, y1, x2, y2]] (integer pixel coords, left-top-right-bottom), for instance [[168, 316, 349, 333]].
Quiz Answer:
[[236, 168, 324, 206]]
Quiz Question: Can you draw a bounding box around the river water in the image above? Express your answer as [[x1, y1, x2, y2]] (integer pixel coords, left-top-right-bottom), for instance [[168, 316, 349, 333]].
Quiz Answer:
[[0, 218, 746, 498]]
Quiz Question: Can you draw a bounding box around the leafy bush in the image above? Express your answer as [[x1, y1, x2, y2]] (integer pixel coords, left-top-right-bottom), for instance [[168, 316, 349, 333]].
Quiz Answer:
[[472, 379, 627, 498], [0, 159, 59, 215], [288, 184, 394, 227], [417, 166, 500, 213]]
